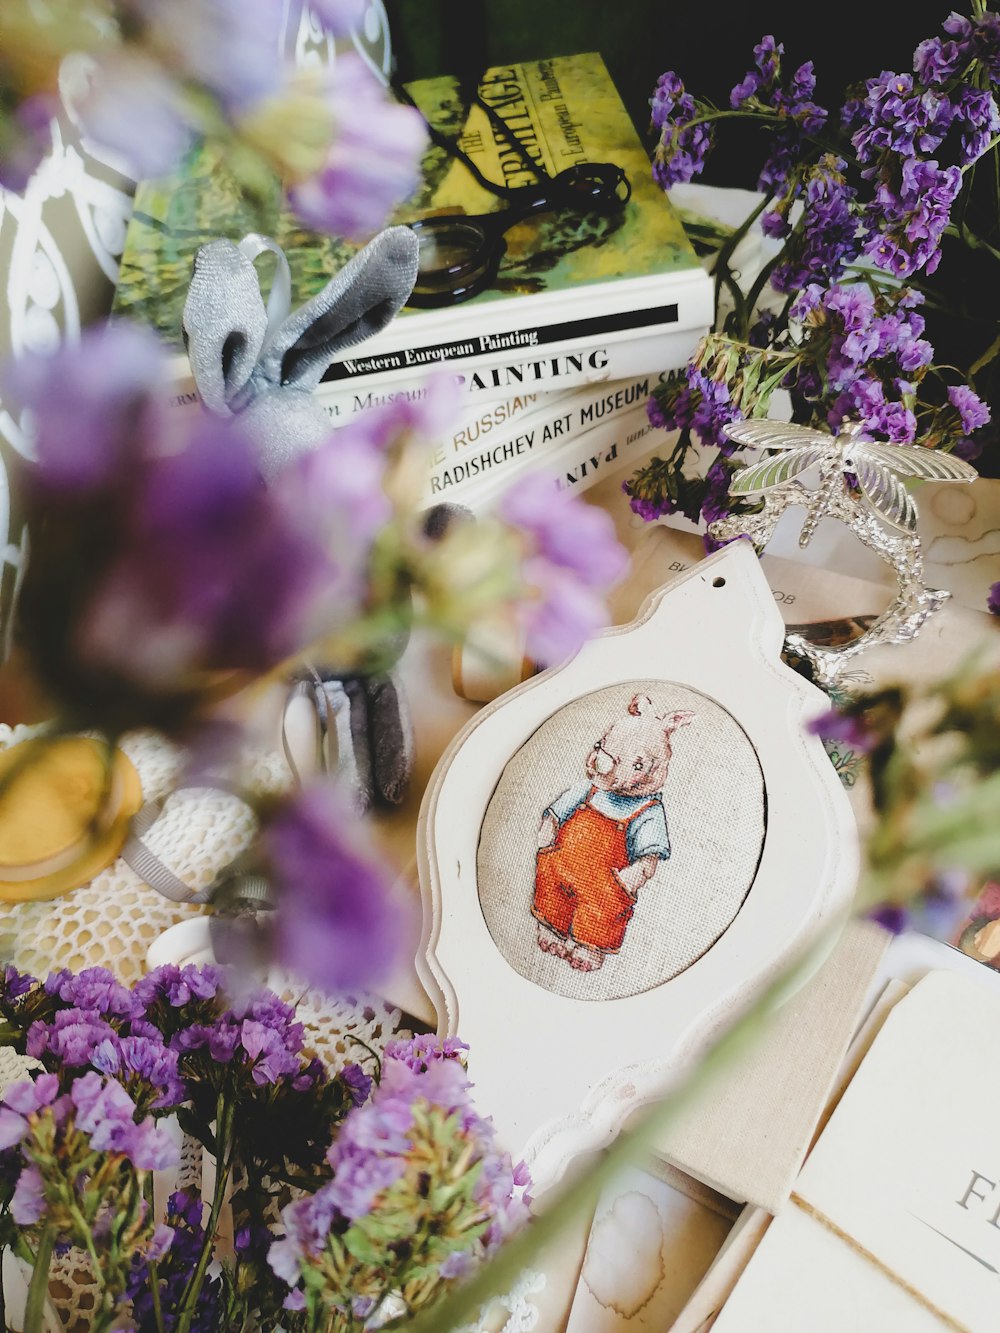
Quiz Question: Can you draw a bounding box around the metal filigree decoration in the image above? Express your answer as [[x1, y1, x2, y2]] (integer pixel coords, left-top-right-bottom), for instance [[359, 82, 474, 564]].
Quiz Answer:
[[707, 419, 978, 687]]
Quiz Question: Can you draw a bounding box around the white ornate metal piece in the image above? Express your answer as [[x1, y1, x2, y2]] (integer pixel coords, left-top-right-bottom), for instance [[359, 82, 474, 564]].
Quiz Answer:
[[708, 418, 978, 686]]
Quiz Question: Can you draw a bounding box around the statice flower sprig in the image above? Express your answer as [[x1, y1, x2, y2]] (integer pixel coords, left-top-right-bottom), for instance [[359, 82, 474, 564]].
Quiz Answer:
[[0, 966, 524, 1333], [268, 1036, 530, 1327], [629, 9, 998, 591]]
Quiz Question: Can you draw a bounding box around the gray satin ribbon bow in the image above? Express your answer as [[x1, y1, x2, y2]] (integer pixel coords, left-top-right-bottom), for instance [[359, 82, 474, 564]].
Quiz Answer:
[[182, 226, 420, 475]]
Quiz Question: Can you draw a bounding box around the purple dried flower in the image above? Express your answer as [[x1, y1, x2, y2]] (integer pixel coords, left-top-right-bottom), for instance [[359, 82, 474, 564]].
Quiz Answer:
[[500, 472, 629, 665], [70, 1071, 179, 1171], [807, 708, 875, 753], [45, 966, 142, 1020], [340, 1062, 373, 1106], [127, 0, 285, 114], [288, 56, 428, 239], [11, 1165, 46, 1225], [133, 963, 223, 1011], [2, 323, 168, 495], [240, 1019, 301, 1086], [988, 583, 1000, 616], [770, 157, 860, 294], [650, 71, 714, 188], [952, 86, 1000, 163], [75, 50, 194, 179], [265, 783, 402, 995], [948, 384, 991, 434], [863, 157, 961, 278], [28, 1008, 118, 1067], [91, 1034, 185, 1109]]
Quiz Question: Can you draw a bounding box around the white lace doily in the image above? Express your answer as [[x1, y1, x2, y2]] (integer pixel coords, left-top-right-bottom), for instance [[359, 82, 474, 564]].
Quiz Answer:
[[0, 724, 289, 985]]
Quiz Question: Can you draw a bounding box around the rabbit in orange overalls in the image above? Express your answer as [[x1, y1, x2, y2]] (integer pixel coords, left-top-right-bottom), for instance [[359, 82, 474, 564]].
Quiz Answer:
[[532, 694, 694, 971]]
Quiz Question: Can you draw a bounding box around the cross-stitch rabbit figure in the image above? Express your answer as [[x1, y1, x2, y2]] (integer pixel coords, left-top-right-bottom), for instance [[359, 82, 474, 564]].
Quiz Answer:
[[182, 226, 422, 807], [533, 693, 695, 971]]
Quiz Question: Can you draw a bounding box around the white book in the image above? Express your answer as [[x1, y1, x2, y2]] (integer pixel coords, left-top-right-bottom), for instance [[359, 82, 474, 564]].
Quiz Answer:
[[424, 375, 654, 503], [429, 397, 656, 512]]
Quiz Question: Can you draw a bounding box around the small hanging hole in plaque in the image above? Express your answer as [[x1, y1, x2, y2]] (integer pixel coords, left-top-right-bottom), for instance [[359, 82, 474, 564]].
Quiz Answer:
[[712, 577, 726, 588]]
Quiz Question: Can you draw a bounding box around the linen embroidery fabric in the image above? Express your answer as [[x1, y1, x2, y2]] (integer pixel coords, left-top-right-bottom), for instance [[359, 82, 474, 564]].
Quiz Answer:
[[477, 680, 767, 1002]]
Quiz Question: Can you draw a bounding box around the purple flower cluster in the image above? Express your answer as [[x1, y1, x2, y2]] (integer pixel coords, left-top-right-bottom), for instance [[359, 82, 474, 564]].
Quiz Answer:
[[649, 72, 714, 188], [287, 55, 428, 240], [730, 38, 828, 194], [794, 284, 935, 442], [915, 10, 1000, 86], [0, 1069, 179, 1224], [264, 781, 403, 997], [770, 157, 860, 294], [807, 707, 876, 754], [646, 366, 741, 452], [173, 986, 311, 1087], [499, 472, 630, 666], [3, 324, 372, 729], [863, 157, 962, 278], [268, 1037, 530, 1298]]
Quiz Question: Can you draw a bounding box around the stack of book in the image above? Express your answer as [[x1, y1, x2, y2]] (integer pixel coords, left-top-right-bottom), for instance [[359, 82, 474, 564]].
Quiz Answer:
[[112, 52, 712, 511]]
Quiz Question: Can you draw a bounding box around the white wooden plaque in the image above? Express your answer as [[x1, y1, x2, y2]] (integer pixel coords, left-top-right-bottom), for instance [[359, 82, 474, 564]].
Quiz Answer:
[[416, 543, 859, 1193]]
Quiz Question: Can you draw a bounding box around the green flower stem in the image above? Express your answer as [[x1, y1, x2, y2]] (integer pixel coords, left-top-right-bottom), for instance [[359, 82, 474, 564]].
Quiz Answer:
[[24, 1225, 54, 1333], [174, 1093, 235, 1333], [708, 192, 775, 337], [148, 1259, 168, 1333], [395, 932, 836, 1333]]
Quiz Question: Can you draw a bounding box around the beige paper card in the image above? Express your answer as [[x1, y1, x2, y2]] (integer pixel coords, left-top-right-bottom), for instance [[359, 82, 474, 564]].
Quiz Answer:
[[714, 969, 1000, 1332]]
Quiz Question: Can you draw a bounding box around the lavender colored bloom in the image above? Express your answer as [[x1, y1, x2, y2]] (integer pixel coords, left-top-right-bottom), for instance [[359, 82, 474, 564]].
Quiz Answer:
[[650, 71, 714, 188], [1, 965, 36, 1004], [240, 1019, 301, 1085], [2, 322, 168, 494], [28, 1008, 117, 1067], [690, 372, 742, 450], [266, 783, 402, 994], [289, 56, 427, 239], [75, 50, 193, 178], [863, 158, 961, 278], [0, 93, 56, 193], [948, 384, 991, 434], [128, 0, 285, 114], [128, 1190, 222, 1331], [340, 1062, 373, 1106], [807, 708, 875, 753], [382, 1034, 469, 1073], [500, 472, 629, 665], [78, 414, 337, 689], [45, 966, 141, 1020], [91, 1034, 185, 1109], [11, 1165, 46, 1225], [702, 459, 734, 525], [988, 582, 1000, 616], [952, 86, 1000, 163], [914, 34, 969, 85], [133, 962, 223, 1010], [770, 157, 860, 294], [70, 1071, 179, 1170]]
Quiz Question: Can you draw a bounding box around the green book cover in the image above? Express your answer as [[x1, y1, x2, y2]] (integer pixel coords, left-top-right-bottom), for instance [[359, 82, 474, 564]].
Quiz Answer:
[[112, 52, 702, 351]]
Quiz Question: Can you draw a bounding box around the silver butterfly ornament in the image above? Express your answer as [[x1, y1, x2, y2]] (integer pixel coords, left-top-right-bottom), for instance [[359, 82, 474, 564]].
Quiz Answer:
[[723, 418, 977, 545]]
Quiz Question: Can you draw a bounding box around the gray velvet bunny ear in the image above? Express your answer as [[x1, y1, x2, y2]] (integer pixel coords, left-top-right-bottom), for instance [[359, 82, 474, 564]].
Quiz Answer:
[[182, 239, 269, 414], [255, 225, 420, 393]]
